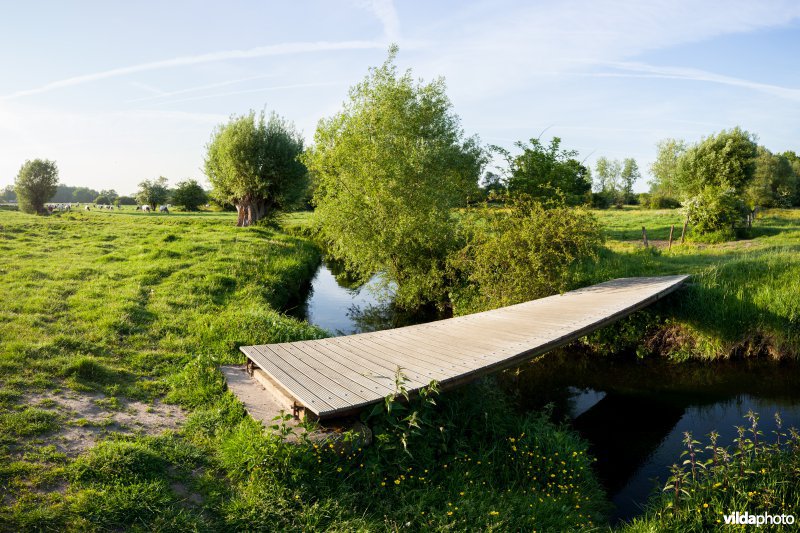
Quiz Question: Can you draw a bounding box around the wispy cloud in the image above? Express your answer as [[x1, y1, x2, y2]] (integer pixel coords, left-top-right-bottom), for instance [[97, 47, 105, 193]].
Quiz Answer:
[[146, 81, 346, 107], [599, 61, 800, 102], [356, 0, 400, 41], [126, 74, 278, 103], [2, 40, 384, 100], [413, 0, 800, 102], [129, 81, 167, 97]]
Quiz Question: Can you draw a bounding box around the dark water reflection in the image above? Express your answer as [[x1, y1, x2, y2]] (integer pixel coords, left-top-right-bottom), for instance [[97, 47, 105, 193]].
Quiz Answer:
[[506, 352, 800, 522], [291, 261, 800, 522]]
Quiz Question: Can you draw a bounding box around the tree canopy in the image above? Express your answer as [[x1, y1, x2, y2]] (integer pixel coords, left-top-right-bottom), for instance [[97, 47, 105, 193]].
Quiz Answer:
[[1, 185, 17, 203], [648, 138, 686, 199], [675, 127, 758, 197], [204, 111, 307, 226], [593, 157, 620, 195], [71, 186, 99, 203], [171, 179, 208, 211], [747, 147, 797, 208], [303, 47, 484, 308], [620, 158, 640, 204], [136, 177, 169, 209], [15, 159, 59, 214], [116, 196, 137, 206], [501, 137, 591, 206], [656, 127, 759, 236]]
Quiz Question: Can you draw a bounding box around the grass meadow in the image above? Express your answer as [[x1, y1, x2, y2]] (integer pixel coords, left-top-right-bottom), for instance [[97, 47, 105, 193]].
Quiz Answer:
[[1, 206, 798, 531], [0, 208, 605, 531]]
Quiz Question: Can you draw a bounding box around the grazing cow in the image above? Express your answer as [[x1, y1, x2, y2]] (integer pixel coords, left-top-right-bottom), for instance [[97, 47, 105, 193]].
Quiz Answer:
[[85, 205, 91, 211], [159, 205, 169, 214], [142, 205, 151, 212]]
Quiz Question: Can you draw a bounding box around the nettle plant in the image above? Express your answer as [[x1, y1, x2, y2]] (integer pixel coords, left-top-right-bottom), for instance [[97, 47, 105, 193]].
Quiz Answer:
[[363, 369, 442, 470], [658, 410, 800, 528]]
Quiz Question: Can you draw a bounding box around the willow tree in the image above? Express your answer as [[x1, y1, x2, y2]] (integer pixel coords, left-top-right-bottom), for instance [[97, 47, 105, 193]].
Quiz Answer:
[[205, 111, 307, 226], [15, 159, 59, 214], [676, 127, 758, 236], [303, 47, 484, 308]]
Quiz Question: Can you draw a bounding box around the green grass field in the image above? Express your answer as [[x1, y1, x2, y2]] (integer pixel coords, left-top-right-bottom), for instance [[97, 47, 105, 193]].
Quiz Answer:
[[0, 209, 606, 531], [0, 209, 326, 529], [1, 206, 798, 530]]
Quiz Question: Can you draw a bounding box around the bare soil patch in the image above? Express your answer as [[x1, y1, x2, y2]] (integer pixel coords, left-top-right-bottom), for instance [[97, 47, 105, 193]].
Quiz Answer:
[[24, 390, 185, 456]]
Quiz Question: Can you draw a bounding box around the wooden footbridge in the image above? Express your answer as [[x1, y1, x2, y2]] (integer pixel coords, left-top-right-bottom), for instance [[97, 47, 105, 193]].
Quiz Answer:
[[240, 275, 688, 420]]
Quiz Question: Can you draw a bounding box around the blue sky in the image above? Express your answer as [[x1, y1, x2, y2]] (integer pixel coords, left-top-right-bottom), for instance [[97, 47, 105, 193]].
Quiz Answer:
[[1, 0, 799, 194]]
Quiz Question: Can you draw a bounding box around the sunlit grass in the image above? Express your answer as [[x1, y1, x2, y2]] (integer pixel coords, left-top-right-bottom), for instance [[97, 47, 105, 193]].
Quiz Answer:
[[0, 209, 324, 529]]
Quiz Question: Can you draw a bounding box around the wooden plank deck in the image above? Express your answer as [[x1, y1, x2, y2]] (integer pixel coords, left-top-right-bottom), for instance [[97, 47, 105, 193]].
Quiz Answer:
[[240, 275, 689, 420]]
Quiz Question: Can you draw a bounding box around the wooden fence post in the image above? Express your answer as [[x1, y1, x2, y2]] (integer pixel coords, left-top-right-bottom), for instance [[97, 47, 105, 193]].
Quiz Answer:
[[642, 226, 648, 248], [680, 219, 688, 244], [668, 224, 675, 251]]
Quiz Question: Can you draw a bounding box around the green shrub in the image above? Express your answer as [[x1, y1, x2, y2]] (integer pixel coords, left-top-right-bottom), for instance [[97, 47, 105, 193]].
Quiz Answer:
[[451, 196, 604, 313], [646, 194, 681, 209], [683, 186, 747, 236], [688, 226, 737, 244], [591, 191, 614, 209], [623, 411, 800, 532]]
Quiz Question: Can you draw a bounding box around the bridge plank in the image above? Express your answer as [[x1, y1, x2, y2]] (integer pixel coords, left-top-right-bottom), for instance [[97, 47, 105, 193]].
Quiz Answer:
[[240, 275, 688, 419]]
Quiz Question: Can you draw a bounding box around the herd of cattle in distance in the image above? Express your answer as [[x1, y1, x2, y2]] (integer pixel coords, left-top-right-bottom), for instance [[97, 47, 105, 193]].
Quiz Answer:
[[44, 203, 171, 213]]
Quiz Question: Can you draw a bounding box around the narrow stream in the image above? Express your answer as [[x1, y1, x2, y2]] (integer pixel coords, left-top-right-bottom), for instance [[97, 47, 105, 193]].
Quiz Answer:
[[292, 260, 800, 522], [289, 258, 437, 334]]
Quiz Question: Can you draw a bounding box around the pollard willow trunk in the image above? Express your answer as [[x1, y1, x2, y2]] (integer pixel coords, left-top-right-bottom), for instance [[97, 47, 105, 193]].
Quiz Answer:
[[235, 198, 272, 227]]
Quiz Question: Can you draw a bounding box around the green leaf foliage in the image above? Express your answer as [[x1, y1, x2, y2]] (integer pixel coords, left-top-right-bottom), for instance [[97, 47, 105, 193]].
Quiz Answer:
[[171, 179, 208, 211], [675, 127, 759, 197], [14, 159, 59, 214], [451, 196, 604, 313], [303, 47, 484, 308], [204, 110, 307, 226], [136, 176, 169, 209], [747, 147, 797, 208], [620, 158, 641, 204], [649, 138, 686, 199], [683, 186, 748, 238], [501, 137, 592, 205]]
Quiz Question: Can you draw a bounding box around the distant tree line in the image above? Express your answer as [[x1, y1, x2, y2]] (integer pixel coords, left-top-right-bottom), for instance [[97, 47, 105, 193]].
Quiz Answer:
[[3, 173, 209, 212]]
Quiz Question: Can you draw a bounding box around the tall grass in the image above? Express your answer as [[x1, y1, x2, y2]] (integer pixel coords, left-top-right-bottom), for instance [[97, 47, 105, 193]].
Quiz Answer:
[[578, 209, 800, 359]]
